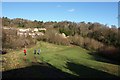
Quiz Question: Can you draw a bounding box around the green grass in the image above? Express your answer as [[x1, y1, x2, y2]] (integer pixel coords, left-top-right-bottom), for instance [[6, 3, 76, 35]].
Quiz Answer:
[[2, 41, 120, 77]]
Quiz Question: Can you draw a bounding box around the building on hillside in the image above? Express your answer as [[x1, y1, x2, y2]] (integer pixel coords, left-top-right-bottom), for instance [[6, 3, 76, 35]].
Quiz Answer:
[[18, 28, 30, 32], [28, 33, 36, 38], [34, 28, 38, 32], [38, 28, 46, 31], [3, 27, 10, 30], [16, 28, 46, 38], [17, 28, 30, 37], [36, 32, 44, 36]]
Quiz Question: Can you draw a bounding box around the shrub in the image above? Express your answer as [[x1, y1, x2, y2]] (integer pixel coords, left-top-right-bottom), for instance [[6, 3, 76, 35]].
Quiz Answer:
[[37, 29, 70, 45], [87, 38, 104, 50], [69, 35, 105, 51], [97, 46, 120, 62], [69, 35, 84, 46], [2, 29, 36, 50]]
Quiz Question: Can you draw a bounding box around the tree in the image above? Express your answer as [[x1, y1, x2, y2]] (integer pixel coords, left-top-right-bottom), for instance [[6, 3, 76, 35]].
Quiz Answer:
[[18, 22, 25, 28], [111, 25, 117, 29]]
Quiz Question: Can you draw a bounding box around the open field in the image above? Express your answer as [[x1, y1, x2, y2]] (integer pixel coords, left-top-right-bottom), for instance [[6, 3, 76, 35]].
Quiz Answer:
[[2, 41, 120, 79]]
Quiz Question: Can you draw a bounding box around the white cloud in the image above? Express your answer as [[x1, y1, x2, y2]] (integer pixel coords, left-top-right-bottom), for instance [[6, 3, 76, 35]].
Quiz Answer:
[[68, 9, 75, 12]]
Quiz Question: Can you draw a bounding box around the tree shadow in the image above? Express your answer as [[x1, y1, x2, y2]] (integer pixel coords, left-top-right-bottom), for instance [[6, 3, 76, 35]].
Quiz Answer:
[[2, 62, 78, 80], [88, 51, 120, 65], [66, 62, 119, 79]]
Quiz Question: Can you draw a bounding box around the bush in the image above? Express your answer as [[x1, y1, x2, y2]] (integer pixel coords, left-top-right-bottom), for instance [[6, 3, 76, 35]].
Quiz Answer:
[[12, 36, 36, 49], [2, 29, 36, 50], [85, 38, 104, 50], [97, 46, 120, 62], [69, 35, 84, 46], [37, 29, 70, 45], [69, 35, 104, 50]]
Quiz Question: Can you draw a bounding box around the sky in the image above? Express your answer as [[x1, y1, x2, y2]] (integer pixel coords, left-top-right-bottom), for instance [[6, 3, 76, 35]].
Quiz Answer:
[[2, 2, 118, 27], [1, 0, 119, 2]]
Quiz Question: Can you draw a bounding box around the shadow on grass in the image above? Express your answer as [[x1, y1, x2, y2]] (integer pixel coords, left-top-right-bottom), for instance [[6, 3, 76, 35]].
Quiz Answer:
[[2, 62, 77, 80], [88, 52, 120, 65], [66, 62, 119, 79]]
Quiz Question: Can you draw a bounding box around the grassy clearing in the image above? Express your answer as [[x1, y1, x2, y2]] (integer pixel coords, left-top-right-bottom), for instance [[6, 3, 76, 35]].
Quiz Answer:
[[2, 41, 120, 77]]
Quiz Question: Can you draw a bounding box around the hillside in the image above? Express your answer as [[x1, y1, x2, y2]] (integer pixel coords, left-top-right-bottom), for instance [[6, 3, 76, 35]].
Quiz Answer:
[[2, 41, 120, 79]]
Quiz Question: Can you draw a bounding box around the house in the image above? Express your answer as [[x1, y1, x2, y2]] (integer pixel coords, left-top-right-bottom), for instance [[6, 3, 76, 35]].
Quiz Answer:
[[29, 33, 36, 38], [18, 28, 30, 32], [38, 28, 46, 31], [36, 32, 44, 36], [34, 28, 38, 32], [17, 28, 30, 37], [17, 28, 46, 38], [3, 27, 10, 30]]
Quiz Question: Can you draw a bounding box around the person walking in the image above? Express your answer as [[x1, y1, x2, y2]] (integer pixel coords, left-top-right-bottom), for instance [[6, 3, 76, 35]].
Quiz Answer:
[[34, 49, 37, 61], [34, 49, 36, 55], [23, 46, 27, 61], [37, 49, 40, 55]]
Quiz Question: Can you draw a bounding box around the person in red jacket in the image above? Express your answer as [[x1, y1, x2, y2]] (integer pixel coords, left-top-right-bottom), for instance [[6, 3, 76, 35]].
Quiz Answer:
[[23, 46, 27, 60], [24, 49, 27, 55]]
